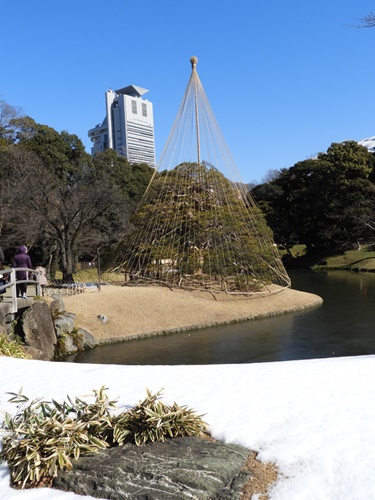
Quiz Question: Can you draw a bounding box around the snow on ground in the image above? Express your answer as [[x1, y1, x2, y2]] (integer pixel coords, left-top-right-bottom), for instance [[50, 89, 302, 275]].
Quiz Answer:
[[1, 355, 375, 499]]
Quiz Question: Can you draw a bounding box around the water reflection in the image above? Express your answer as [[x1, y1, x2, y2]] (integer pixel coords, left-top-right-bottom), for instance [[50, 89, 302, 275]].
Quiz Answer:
[[74, 270, 375, 365]]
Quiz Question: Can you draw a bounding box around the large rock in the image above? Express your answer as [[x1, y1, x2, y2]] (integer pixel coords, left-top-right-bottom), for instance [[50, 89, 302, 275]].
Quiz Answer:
[[50, 295, 66, 317], [53, 436, 252, 499], [54, 313, 76, 337], [24, 345, 50, 361], [21, 301, 57, 360], [0, 301, 12, 330], [76, 328, 96, 349], [0, 307, 6, 333], [58, 335, 78, 356]]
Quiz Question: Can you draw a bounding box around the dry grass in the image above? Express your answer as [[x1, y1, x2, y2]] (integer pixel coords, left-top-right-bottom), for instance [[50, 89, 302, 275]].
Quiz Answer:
[[201, 433, 279, 499], [56, 269, 125, 284], [0, 333, 30, 359], [240, 451, 279, 499], [61, 284, 322, 345]]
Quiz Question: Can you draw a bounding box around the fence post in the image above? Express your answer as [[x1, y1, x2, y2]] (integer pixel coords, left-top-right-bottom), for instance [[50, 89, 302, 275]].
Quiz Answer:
[[97, 247, 101, 292], [36, 270, 42, 297], [10, 268, 18, 314]]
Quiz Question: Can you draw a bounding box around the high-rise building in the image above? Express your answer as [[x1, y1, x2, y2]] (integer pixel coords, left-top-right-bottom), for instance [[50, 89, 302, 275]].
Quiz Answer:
[[88, 85, 156, 168], [358, 136, 375, 153]]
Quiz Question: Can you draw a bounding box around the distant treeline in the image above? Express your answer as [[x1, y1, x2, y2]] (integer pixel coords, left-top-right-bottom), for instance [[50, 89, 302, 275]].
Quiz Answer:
[[251, 141, 375, 255]]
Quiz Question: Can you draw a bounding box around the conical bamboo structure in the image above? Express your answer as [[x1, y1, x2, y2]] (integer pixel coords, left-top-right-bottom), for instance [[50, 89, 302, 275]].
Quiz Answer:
[[111, 57, 291, 295]]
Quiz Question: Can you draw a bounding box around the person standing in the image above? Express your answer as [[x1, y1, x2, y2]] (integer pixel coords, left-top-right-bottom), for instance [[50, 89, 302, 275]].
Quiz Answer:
[[12, 245, 32, 298], [35, 263, 48, 296]]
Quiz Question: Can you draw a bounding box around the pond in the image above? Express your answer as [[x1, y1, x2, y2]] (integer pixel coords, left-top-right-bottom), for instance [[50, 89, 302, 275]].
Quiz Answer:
[[74, 270, 375, 365]]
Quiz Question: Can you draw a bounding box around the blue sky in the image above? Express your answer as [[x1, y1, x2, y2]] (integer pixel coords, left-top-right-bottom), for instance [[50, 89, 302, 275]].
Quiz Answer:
[[2, 0, 375, 183]]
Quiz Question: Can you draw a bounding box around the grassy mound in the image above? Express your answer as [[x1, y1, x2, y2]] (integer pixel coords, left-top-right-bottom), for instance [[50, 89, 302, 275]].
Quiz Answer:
[[312, 244, 375, 271], [281, 244, 375, 271]]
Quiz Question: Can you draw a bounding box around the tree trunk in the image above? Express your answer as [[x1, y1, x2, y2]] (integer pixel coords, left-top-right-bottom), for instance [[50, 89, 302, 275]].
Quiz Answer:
[[49, 246, 60, 280], [58, 231, 75, 282], [64, 254, 75, 282]]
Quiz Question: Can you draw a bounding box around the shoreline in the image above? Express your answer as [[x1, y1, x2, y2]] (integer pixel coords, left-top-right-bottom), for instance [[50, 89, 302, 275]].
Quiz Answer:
[[62, 285, 323, 346]]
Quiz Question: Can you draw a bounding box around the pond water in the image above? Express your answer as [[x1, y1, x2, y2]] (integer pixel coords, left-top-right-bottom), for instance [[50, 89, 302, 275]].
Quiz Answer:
[[74, 270, 375, 365]]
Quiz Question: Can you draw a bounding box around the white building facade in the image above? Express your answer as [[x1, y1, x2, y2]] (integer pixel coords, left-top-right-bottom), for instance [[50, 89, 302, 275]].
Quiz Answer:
[[358, 136, 375, 153], [88, 85, 156, 168]]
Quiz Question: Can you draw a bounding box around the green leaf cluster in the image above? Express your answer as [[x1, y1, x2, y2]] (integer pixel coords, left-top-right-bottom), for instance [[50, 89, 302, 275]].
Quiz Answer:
[[0, 387, 207, 489]]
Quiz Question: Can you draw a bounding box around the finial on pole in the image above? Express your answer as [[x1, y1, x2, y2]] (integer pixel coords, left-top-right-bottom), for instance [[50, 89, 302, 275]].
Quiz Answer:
[[190, 56, 200, 165], [190, 55, 198, 70]]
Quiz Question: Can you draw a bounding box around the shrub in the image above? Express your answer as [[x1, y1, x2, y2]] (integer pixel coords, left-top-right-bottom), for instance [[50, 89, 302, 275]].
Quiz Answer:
[[0, 333, 30, 359], [113, 388, 207, 446], [0, 386, 207, 489], [0, 387, 115, 488]]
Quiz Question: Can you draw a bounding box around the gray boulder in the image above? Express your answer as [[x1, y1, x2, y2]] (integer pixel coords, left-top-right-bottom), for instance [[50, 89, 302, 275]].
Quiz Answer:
[[0, 302, 13, 330], [21, 301, 57, 361], [54, 313, 76, 337], [97, 314, 109, 323], [0, 307, 6, 332], [76, 328, 96, 349], [24, 346, 50, 361], [53, 436, 252, 499], [50, 295, 66, 316], [58, 335, 78, 356]]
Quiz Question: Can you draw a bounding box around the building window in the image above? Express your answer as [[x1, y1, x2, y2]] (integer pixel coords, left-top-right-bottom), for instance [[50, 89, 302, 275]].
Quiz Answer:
[[132, 100, 137, 114], [142, 103, 147, 117]]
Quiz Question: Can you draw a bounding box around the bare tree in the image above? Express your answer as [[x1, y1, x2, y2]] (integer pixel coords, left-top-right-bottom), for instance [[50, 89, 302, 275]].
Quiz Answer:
[[261, 169, 282, 183], [0, 144, 40, 240], [0, 142, 125, 279], [0, 99, 22, 138], [1, 117, 152, 277], [356, 12, 375, 28], [22, 160, 123, 281]]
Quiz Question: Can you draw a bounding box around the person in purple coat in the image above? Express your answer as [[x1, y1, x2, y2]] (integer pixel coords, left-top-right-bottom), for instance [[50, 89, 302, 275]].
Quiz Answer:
[[12, 245, 32, 298]]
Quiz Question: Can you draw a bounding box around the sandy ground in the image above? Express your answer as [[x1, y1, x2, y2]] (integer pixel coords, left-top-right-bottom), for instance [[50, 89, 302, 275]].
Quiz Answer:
[[61, 284, 323, 345]]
